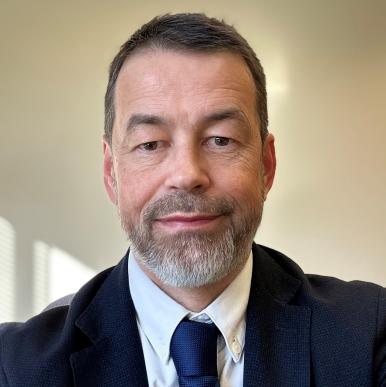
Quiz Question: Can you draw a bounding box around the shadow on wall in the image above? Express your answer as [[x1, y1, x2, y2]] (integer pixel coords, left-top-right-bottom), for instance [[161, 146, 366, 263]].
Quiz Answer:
[[0, 216, 96, 323]]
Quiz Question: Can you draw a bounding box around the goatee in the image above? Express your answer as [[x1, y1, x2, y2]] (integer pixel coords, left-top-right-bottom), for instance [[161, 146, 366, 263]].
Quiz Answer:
[[119, 191, 263, 287]]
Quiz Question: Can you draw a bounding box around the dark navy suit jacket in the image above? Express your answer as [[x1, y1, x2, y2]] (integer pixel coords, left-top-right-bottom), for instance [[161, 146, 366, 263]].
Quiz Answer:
[[1, 244, 385, 386]]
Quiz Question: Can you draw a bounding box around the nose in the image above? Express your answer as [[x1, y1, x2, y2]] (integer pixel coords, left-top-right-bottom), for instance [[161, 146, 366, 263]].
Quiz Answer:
[[164, 147, 210, 192]]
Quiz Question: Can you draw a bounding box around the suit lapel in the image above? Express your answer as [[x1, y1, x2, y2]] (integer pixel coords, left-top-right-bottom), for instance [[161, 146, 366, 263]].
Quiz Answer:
[[244, 245, 311, 387], [70, 254, 148, 387]]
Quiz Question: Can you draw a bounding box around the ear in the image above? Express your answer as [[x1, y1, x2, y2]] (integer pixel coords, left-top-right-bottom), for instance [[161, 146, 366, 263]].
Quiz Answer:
[[262, 133, 276, 200], [103, 137, 117, 204]]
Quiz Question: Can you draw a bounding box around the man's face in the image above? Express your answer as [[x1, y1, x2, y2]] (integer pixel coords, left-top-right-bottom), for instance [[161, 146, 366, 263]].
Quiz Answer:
[[103, 49, 276, 287]]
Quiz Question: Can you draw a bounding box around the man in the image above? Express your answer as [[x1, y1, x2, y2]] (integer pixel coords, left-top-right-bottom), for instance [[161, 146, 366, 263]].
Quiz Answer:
[[0, 13, 385, 387]]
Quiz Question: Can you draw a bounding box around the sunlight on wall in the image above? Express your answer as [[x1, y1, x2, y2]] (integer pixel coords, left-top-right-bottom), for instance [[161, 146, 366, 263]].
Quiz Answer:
[[33, 241, 96, 314], [0, 217, 16, 322], [265, 53, 289, 119], [33, 241, 51, 314]]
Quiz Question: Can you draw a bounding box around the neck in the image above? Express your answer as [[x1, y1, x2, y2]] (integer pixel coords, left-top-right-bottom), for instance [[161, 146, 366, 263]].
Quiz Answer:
[[137, 261, 245, 312]]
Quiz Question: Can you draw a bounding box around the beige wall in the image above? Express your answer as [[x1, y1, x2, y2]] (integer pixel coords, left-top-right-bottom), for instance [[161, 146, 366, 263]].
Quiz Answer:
[[1, 0, 385, 321]]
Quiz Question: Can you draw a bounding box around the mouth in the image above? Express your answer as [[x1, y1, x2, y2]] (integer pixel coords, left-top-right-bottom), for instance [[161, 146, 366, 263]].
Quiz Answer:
[[155, 213, 223, 231]]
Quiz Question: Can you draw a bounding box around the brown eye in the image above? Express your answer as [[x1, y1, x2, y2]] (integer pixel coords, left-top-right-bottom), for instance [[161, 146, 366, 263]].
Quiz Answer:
[[140, 141, 158, 151], [214, 137, 230, 146]]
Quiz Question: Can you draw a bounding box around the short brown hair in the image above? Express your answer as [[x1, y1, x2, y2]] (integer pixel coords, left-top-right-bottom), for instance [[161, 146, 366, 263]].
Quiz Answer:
[[104, 13, 268, 144]]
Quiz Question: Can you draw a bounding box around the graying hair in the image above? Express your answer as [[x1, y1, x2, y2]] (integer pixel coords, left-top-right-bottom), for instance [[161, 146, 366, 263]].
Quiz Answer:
[[104, 13, 268, 145]]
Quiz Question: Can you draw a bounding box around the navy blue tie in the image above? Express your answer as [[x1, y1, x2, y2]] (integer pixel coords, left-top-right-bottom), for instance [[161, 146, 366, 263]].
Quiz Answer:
[[170, 319, 220, 387]]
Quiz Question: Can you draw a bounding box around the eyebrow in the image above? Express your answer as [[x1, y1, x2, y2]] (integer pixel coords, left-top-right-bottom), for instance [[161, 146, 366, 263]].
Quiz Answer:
[[203, 108, 247, 126], [126, 114, 168, 134], [125, 108, 248, 134]]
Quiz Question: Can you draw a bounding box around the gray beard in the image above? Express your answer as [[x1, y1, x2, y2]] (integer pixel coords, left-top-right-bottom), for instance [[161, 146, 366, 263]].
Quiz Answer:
[[119, 191, 263, 288]]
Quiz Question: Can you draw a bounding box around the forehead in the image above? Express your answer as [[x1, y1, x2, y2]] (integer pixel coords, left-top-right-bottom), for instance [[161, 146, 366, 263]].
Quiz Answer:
[[114, 49, 257, 127]]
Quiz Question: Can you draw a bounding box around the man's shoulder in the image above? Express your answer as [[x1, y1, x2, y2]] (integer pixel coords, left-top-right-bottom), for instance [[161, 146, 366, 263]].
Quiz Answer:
[[302, 271, 385, 334], [0, 304, 75, 386], [304, 271, 385, 301], [256, 243, 384, 290], [253, 244, 386, 386], [0, 305, 72, 358], [1, 263, 114, 338], [0, 264, 116, 385], [254, 243, 385, 311], [255, 243, 386, 355]]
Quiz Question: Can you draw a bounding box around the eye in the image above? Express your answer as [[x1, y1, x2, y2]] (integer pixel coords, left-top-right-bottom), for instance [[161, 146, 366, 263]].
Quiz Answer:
[[213, 136, 230, 146], [138, 141, 159, 151], [206, 136, 233, 147]]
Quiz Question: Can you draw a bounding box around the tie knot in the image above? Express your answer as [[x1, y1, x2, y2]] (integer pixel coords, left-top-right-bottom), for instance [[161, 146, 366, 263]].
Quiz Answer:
[[170, 319, 219, 378]]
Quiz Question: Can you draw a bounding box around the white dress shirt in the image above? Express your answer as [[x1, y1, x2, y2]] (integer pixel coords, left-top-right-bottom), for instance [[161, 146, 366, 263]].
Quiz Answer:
[[128, 250, 253, 387]]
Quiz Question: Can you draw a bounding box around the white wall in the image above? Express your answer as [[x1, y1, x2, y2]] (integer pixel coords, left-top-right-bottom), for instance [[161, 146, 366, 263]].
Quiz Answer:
[[1, 0, 385, 321]]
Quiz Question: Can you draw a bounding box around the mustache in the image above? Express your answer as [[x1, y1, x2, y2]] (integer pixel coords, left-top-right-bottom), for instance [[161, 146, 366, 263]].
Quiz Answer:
[[142, 192, 235, 222]]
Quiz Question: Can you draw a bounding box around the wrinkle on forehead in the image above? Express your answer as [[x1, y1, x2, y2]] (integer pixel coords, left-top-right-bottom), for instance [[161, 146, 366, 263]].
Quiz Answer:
[[114, 49, 259, 138]]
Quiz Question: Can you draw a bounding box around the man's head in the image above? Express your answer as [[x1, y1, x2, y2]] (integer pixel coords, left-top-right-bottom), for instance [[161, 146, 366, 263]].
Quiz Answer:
[[104, 13, 268, 146], [103, 14, 276, 289]]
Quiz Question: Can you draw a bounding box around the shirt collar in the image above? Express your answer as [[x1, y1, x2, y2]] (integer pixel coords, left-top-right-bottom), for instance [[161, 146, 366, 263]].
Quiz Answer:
[[128, 250, 253, 364]]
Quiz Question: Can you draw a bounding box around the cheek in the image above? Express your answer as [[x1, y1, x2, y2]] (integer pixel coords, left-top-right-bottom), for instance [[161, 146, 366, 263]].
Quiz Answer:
[[212, 152, 263, 199], [214, 169, 262, 205], [116, 164, 165, 216]]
